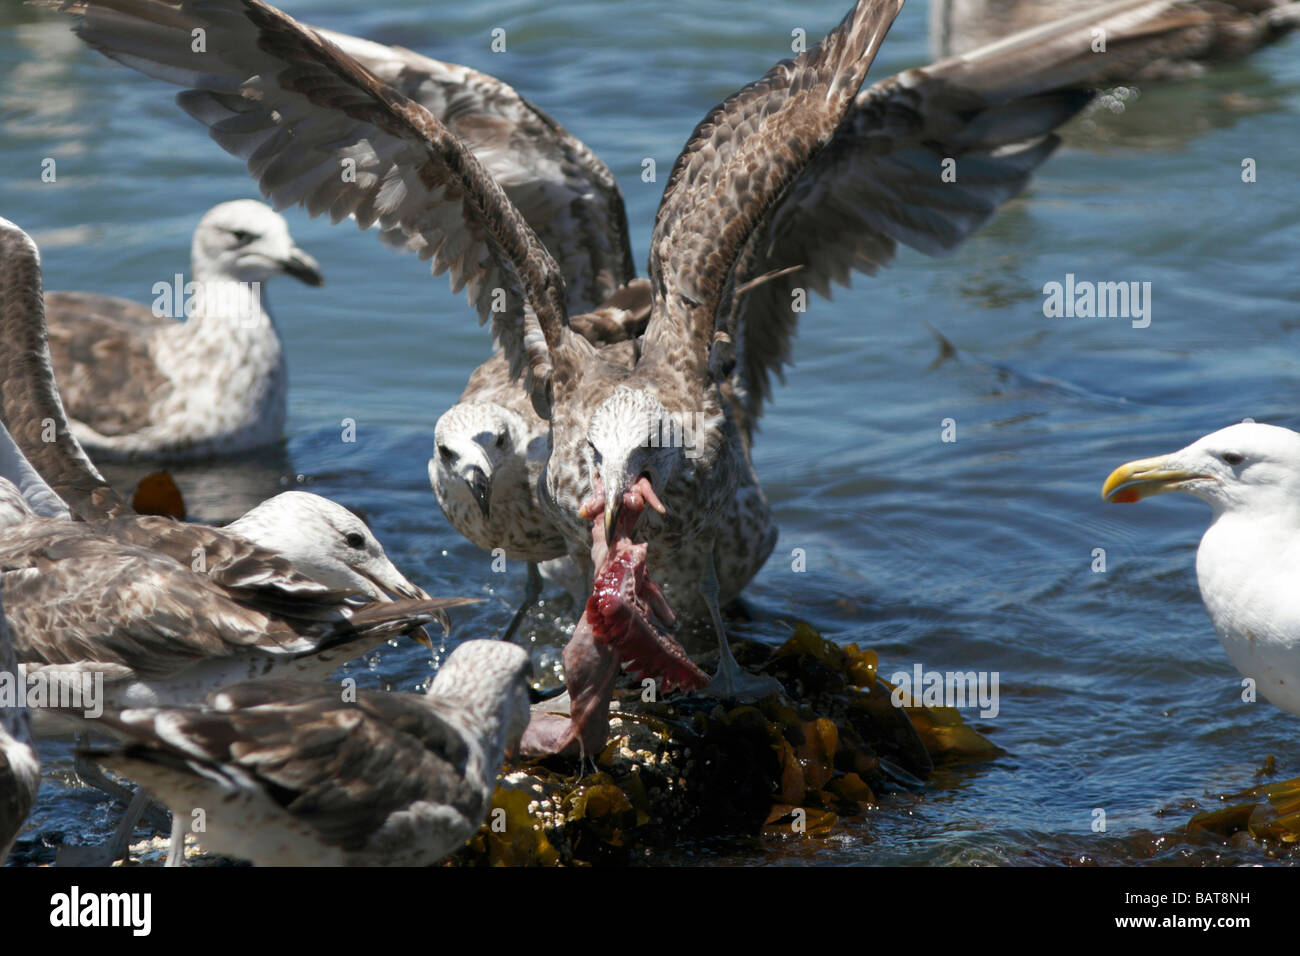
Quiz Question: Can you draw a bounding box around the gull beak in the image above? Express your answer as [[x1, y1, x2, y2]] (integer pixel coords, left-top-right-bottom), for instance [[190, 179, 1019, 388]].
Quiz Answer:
[[281, 247, 324, 287], [1102, 455, 1208, 503], [361, 556, 431, 600], [603, 480, 623, 548], [466, 465, 491, 519], [358, 560, 442, 649]]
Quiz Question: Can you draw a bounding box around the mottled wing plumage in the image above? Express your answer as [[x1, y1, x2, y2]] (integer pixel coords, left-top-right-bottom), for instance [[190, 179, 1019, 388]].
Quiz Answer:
[[0, 220, 129, 520], [648, 0, 904, 359], [461, 277, 649, 411], [91, 685, 479, 854], [723, 20, 1109, 426], [0, 525, 297, 678], [43, 294, 173, 437], [1, 519, 459, 681], [49, 0, 570, 403], [107, 514, 352, 606], [314, 27, 636, 314], [931, 0, 1300, 78]]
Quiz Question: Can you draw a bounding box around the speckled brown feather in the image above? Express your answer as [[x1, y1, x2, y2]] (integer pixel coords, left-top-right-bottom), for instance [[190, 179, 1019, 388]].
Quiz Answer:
[[46, 0, 573, 407], [0, 221, 129, 520], [932, 0, 1300, 80], [1, 519, 461, 680], [316, 27, 637, 314], [0, 600, 38, 863], [42, 292, 175, 437], [648, 0, 903, 363], [90, 684, 483, 853]]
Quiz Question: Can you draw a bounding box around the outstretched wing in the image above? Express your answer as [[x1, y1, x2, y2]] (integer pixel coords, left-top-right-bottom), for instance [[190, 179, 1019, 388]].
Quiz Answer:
[[645, 0, 903, 364], [44, 0, 570, 399], [314, 27, 637, 313], [0, 218, 130, 520], [724, 0, 1205, 426]]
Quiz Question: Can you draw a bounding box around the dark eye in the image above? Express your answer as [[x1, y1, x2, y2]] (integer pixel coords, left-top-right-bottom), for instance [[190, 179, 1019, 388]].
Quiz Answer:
[[1222, 452, 1244, 466], [229, 229, 255, 245], [437, 444, 454, 464], [495, 431, 506, 449], [344, 532, 365, 549]]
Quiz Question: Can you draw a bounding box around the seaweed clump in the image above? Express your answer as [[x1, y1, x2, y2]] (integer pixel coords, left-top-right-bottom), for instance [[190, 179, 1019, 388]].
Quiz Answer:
[[453, 622, 1000, 865]]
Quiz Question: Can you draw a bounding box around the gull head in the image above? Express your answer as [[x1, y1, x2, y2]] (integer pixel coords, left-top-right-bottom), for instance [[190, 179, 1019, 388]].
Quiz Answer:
[[226, 491, 430, 601], [585, 386, 680, 545], [1103, 422, 1300, 516], [430, 640, 533, 757], [192, 200, 323, 287], [430, 402, 528, 521]]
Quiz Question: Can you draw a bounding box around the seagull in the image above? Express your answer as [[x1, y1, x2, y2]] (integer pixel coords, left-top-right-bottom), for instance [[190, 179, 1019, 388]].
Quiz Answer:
[[39, 200, 322, 462], [932, 0, 1300, 80], [0, 594, 40, 865], [69, 639, 532, 866], [0, 474, 465, 724], [1103, 422, 1300, 716], [0, 215, 479, 860], [42, 0, 1136, 698], [2, 217, 439, 605], [432, 342, 777, 643], [431, 301, 650, 638]]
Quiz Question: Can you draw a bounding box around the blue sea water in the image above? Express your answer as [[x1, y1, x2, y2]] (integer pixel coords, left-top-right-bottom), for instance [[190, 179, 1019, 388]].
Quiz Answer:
[[2, 0, 1299, 865]]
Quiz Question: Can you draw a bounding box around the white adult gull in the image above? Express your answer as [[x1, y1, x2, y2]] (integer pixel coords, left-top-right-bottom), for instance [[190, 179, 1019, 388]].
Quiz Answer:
[[41, 0, 1154, 703], [69, 639, 531, 866], [1103, 422, 1300, 716], [42, 199, 322, 462]]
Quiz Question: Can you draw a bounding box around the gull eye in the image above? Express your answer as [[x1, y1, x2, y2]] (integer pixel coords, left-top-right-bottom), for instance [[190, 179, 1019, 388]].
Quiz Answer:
[[344, 532, 366, 549], [437, 444, 454, 465], [495, 431, 506, 449], [229, 229, 255, 245], [1221, 452, 1244, 466]]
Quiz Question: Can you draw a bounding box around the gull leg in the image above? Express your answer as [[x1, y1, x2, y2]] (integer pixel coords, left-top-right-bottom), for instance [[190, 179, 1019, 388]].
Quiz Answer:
[[500, 562, 544, 643], [74, 732, 137, 805], [702, 550, 784, 701], [165, 811, 187, 867], [71, 732, 170, 830], [56, 788, 152, 867]]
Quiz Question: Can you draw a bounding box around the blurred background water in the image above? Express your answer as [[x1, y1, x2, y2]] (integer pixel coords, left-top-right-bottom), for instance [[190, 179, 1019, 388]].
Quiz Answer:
[[2, 0, 1299, 865]]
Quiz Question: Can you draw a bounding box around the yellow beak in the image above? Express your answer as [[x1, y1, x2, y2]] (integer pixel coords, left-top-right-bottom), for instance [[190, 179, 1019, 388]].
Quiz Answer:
[[1102, 455, 1207, 503]]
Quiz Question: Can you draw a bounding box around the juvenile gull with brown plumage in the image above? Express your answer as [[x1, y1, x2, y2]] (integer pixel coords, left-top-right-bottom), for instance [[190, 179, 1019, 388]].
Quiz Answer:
[[42, 0, 1161, 706], [0, 219, 462, 720], [0, 215, 476, 861], [43, 199, 322, 462], [68, 639, 531, 866]]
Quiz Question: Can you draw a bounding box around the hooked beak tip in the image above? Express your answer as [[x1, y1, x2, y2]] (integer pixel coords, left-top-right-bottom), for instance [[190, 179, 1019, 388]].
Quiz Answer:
[[1101, 455, 1204, 503], [282, 249, 324, 287]]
